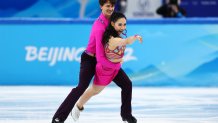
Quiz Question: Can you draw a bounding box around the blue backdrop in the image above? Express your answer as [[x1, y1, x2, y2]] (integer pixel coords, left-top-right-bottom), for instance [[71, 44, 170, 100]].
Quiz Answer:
[[1, 0, 218, 18], [0, 0, 100, 18], [181, 0, 218, 17], [0, 19, 218, 86]]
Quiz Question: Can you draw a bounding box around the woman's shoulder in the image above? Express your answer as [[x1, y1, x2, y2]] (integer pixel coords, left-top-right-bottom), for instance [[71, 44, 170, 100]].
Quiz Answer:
[[109, 36, 122, 42]]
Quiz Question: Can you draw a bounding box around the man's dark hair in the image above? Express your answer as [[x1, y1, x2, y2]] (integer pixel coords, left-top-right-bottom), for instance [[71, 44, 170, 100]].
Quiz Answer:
[[170, 0, 178, 4], [99, 0, 117, 6]]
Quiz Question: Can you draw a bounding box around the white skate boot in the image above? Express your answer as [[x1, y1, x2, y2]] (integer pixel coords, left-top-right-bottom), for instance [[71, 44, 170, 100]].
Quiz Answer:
[[71, 105, 84, 122]]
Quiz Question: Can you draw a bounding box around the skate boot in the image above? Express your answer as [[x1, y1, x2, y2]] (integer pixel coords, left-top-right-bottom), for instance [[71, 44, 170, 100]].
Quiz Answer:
[[52, 118, 64, 123], [71, 105, 84, 122], [122, 115, 137, 123]]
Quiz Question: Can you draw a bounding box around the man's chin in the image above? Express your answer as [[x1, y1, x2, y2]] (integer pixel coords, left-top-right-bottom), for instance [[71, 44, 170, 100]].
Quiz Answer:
[[107, 12, 113, 15]]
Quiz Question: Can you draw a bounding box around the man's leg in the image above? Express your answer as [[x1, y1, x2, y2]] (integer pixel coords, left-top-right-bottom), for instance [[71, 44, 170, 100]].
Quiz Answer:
[[113, 68, 137, 123], [52, 52, 96, 122]]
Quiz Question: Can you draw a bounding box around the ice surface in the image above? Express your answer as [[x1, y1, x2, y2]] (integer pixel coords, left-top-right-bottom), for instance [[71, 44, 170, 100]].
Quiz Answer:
[[0, 86, 218, 123]]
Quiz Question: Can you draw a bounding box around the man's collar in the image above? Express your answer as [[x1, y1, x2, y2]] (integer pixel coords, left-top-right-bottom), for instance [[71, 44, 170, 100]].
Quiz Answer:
[[99, 13, 109, 25]]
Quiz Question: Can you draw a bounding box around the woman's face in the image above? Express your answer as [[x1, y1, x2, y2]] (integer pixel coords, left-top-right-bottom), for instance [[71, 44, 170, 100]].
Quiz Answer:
[[112, 18, 126, 35], [101, 1, 115, 19]]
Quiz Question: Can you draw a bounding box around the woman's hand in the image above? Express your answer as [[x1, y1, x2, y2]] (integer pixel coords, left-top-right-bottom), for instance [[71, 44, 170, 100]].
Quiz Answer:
[[134, 35, 143, 43]]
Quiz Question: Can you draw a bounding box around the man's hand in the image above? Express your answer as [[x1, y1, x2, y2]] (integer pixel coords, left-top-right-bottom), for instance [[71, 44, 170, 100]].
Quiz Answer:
[[170, 5, 179, 13]]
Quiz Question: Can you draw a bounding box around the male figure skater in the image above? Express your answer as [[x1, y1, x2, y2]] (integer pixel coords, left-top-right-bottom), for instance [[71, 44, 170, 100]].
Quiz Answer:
[[52, 1, 137, 123]]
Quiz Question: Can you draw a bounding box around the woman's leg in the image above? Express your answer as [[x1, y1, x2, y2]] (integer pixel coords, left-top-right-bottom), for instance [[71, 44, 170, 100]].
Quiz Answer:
[[71, 84, 106, 121], [77, 84, 106, 109]]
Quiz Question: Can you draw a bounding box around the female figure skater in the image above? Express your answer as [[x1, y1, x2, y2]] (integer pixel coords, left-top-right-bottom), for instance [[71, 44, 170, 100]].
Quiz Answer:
[[71, 12, 142, 123]]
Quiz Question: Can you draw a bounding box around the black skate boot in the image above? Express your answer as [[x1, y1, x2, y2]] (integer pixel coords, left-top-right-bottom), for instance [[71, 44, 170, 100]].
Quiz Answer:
[[52, 118, 64, 123], [122, 115, 137, 123]]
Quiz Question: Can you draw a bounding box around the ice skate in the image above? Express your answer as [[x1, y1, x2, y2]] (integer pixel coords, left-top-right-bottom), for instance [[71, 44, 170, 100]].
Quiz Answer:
[[122, 116, 137, 123], [71, 105, 84, 122], [52, 118, 64, 123]]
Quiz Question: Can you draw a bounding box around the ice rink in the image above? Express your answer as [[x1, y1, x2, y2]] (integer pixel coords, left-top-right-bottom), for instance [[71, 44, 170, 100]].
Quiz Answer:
[[0, 86, 218, 123]]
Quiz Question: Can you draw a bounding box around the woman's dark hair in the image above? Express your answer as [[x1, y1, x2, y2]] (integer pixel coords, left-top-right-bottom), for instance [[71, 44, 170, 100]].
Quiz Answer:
[[102, 12, 127, 46], [99, 0, 117, 6]]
